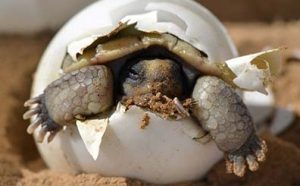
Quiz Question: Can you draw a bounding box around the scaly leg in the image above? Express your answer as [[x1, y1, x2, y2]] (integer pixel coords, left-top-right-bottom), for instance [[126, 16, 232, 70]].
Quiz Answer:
[[23, 65, 114, 143], [192, 76, 267, 176]]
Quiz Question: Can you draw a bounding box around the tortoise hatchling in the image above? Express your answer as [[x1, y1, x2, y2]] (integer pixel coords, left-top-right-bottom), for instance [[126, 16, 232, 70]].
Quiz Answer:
[[24, 23, 267, 177]]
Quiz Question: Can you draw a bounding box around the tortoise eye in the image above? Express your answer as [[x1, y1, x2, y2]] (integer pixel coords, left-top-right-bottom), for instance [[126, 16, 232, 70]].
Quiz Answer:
[[128, 68, 139, 81]]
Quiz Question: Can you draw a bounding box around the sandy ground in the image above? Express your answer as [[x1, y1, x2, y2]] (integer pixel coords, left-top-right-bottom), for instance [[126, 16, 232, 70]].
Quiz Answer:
[[0, 21, 300, 185], [199, 0, 300, 22]]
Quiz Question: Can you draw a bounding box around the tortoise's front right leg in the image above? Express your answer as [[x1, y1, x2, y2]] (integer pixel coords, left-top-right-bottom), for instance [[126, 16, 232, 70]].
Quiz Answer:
[[192, 76, 267, 177], [23, 65, 113, 143]]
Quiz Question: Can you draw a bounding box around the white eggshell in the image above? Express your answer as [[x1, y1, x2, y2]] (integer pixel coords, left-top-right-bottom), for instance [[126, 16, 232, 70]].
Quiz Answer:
[[270, 106, 295, 134], [243, 88, 274, 125], [225, 48, 282, 94], [30, 0, 281, 184], [72, 104, 222, 184]]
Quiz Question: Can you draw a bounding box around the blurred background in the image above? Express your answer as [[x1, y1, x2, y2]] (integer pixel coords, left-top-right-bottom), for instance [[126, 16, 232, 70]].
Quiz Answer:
[[0, 0, 299, 33], [0, 0, 299, 185]]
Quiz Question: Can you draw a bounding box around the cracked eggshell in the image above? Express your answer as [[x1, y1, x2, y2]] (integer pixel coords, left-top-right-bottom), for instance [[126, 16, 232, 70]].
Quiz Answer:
[[74, 104, 222, 183], [225, 48, 282, 94], [29, 0, 276, 184]]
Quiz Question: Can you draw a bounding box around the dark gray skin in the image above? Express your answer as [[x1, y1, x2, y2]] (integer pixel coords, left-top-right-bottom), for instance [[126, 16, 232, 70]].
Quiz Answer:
[[23, 58, 266, 177]]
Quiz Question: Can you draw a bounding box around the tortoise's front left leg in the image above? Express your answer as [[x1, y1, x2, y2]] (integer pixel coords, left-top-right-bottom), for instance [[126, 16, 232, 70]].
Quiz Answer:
[[192, 76, 267, 177], [23, 65, 113, 143]]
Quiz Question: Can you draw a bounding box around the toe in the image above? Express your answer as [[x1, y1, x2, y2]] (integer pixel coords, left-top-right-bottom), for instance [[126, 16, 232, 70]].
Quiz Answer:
[[23, 107, 40, 120], [36, 125, 48, 143], [226, 135, 268, 176], [196, 134, 211, 144], [255, 148, 267, 162], [47, 131, 58, 143], [233, 156, 246, 177], [246, 155, 259, 171], [226, 161, 234, 174], [260, 140, 268, 153], [27, 117, 42, 134], [24, 95, 42, 107], [252, 139, 267, 162], [23, 94, 62, 143]]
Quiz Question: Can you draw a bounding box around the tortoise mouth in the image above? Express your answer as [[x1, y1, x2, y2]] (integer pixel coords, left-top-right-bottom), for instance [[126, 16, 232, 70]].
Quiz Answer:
[[114, 50, 196, 120], [106, 46, 199, 119], [121, 92, 193, 120]]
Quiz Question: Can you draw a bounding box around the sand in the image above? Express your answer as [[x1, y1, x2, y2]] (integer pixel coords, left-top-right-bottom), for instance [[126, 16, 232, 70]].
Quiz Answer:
[[199, 0, 300, 22], [122, 93, 193, 120], [1, 22, 300, 185]]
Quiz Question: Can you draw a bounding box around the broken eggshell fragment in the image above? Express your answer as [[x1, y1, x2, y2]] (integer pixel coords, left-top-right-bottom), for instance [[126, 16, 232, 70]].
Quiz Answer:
[[225, 48, 282, 94], [28, 0, 285, 184]]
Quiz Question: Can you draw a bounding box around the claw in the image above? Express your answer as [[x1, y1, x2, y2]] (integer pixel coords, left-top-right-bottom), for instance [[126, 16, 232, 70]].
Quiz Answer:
[[27, 117, 42, 134], [226, 135, 267, 176], [36, 125, 48, 143], [246, 155, 259, 171], [195, 133, 211, 144], [24, 96, 42, 107], [233, 156, 246, 177], [255, 140, 267, 162], [23, 107, 40, 120], [47, 131, 58, 143], [24, 65, 114, 143], [225, 159, 234, 173], [261, 140, 268, 153], [23, 94, 62, 143]]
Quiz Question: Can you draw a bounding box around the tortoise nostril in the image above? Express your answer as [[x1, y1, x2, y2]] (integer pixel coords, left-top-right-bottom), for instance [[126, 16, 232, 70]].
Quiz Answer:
[[128, 69, 139, 80]]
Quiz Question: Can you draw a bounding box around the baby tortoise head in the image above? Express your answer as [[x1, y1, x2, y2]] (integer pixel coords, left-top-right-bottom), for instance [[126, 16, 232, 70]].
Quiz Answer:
[[120, 58, 184, 98], [23, 25, 267, 177]]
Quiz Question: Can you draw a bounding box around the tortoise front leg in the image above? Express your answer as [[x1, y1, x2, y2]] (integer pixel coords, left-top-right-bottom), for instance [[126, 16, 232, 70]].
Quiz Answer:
[[192, 76, 267, 177], [23, 65, 113, 143]]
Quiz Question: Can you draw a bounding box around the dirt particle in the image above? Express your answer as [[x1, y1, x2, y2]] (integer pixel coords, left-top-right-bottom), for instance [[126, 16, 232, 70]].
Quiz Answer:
[[121, 92, 193, 120], [140, 113, 150, 129]]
